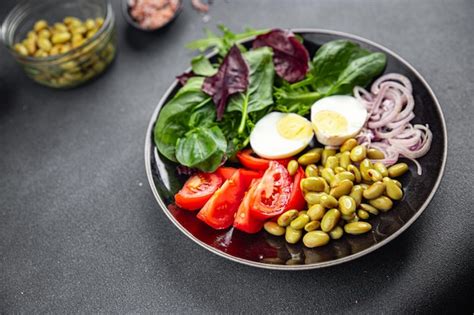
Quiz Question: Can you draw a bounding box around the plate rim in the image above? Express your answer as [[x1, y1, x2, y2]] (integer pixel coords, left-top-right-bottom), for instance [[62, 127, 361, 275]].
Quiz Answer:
[[144, 28, 448, 270]]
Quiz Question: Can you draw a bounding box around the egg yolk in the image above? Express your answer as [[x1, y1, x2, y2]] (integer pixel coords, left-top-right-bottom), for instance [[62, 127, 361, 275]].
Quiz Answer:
[[312, 110, 348, 135], [277, 114, 313, 140]]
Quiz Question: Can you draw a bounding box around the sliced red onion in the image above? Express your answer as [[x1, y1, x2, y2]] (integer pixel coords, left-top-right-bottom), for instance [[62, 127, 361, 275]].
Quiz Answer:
[[353, 73, 432, 175]]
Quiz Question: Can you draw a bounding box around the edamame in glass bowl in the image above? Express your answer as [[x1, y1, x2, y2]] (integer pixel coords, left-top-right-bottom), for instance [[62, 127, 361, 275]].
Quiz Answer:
[[1, 0, 116, 88]]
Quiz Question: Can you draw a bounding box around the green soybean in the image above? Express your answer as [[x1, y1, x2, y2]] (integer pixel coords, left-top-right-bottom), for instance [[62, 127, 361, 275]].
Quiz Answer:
[[277, 210, 299, 227], [374, 162, 389, 177], [303, 231, 330, 248], [338, 195, 356, 216], [329, 226, 344, 239], [320, 194, 338, 208], [287, 160, 298, 176], [290, 214, 310, 230], [350, 145, 367, 162], [307, 204, 325, 221], [285, 226, 303, 244], [264, 222, 285, 236], [388, 163, 409, 177], [369, 196, 393, 212], [344, 222, 372, 235], [305, 164, 319, 177], [321, 208, 341, 232], [329, 179, 353, 199], [363, 181, 385, 199], [304, 220, 321, 232], [340, 138, 358, 153]]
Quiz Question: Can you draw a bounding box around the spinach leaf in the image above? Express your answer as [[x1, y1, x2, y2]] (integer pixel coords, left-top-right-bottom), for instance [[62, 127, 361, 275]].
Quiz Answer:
[[186, 24, 269, 57], [191, 55, 218, 76], [153, 77, 213, 162], [227, 47, 275, 134], [274, 40, 386, 114], [175, 126, 226, 172]]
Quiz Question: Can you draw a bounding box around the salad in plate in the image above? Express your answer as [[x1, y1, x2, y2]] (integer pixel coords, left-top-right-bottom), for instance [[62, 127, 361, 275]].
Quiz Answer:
[[153, 26, 432, 248]]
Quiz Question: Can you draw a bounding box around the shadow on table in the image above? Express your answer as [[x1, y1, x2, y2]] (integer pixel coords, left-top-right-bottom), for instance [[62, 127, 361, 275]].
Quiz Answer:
[[153, 226, 417, 313], [0, 76, 15, 118]]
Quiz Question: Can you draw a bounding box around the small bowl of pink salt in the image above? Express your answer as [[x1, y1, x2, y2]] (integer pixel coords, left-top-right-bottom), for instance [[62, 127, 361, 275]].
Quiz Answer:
[[122, 0, 183, 31]]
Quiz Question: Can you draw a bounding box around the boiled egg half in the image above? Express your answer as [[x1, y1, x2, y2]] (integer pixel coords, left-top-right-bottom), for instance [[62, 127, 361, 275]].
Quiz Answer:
[[250, 112, 313, 159], [311, 95, 367, 146]]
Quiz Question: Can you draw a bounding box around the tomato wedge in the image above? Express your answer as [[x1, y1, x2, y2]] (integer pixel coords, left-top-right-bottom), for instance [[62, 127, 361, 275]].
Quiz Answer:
[[174, 173, 223, 211], [236, 149, 291, 171], [216, 167, 238, 180], [233, 179, 265, 234], [249, 161, 292, 220], [197, 170, 258, 230], [285, 166, 306, 211]]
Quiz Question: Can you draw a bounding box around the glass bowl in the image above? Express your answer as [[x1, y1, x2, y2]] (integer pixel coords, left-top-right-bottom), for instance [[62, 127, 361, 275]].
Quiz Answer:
[[1, 0, 116, 88]]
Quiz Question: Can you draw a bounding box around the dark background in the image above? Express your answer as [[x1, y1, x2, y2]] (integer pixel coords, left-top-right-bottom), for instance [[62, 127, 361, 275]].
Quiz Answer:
[[1, 0, 473, 313]]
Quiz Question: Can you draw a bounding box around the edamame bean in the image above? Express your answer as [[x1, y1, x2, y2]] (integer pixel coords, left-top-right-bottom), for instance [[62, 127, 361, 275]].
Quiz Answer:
[[360, 203, 379, 215], [385, 178, 403, 200], [372, 162, 388, 177], [334, 166, 346, 174], [341, 213, 356, 221], [277, 210, 299, 227], [34, 20, 48, 32], [329, 226, 344, 239], [285, 226, 302, 244], [369, 196, 393, 212], [347, 164, 362, 183], [24, 37, 37, 55], [305, 192, 326, 205], [264, 222, 285, 236], [321, 208, 341, 232], [301, 177, 326, 192], [339, 151, 351, 169], [340, 138, 357, 152], [307, 204, 325, 221], [325, 156, 339, 169], [344, 222, 372, 235], [367, 169, 383, 182], [14, 43, 28, 56], [320, 194, 338, 208], [287, 160, 298, 176], [363, 181, 385, 199], [349, 185, 364, 206], [331, 171, 355, 187], [304, 220, 320, 232], [54, 22, 68, 32], [34, 49, 48, 57], [347, 215, 360, 223], [290, 214, 310, 230], [338, 195, 356, 216], [303, 231, 330, 248], [329, 179, 353, 199], [52, 32, 71, 44], [388, 163, 409, 177], [37, 37, 52, 52], [72, 25, 87, 35], [321, 148, 336, 166], [321, 167, 335, 184], [305, 164, 319, 177], [360, 159, 373, 182], [38, 29, 51, 38], [367, 148, 385, 159], [298, 151, 321, 165], [357, 209, 370, 220], [350, 145, 367, 162], [85, 18, 96, 30], [64, 16, 82, 27]]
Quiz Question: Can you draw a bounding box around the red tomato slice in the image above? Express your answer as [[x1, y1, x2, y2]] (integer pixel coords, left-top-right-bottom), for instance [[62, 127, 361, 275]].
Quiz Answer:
[[216, 167, 238, 180], [239, 168, 262, 187], [236, 149, 291, 171], [249, 161, 292, 220], [175, 173, 223, 211], [233, 179, 265, 234], [197, 170, 251, 230], [285, 166, 306, 211]]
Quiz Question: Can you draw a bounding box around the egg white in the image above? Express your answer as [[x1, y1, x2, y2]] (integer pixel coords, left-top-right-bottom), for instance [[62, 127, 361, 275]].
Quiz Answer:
[[311, 95, 367, 146], [250, 112, 313, 159]]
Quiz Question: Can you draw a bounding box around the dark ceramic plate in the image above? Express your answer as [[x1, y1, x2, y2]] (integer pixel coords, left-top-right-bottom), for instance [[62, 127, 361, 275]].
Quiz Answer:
[[144, 29, 447, 270]]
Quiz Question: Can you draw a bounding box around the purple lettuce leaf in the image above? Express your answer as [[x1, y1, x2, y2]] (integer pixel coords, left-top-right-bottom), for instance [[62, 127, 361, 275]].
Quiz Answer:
[[202, 45, 249, 120], [252, 29, 309, 83], [176, 71, 195, 86]]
